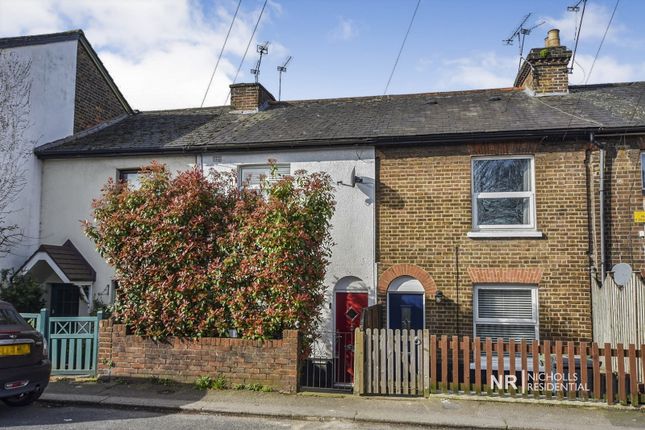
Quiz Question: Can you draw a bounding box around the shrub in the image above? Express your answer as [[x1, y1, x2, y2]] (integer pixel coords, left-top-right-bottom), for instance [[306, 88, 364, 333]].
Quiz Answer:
[[84, 163, 335, 342], [194, 376, 212, 390], [211, 375, 227, 390], [0, 269, 44, 312]]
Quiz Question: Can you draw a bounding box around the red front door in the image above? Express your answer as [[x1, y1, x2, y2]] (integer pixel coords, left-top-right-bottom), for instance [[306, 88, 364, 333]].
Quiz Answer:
[[335, 292, 368, 384]]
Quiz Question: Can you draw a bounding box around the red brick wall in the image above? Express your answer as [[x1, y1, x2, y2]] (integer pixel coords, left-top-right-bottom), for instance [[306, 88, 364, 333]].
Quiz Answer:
[[229, 83, 275, 111], [74, 43, 129, 133], [376, 141, 592, 341], [97, 320, 300, 392]]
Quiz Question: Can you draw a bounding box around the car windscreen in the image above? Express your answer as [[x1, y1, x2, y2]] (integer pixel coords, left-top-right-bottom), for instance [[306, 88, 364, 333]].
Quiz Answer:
[[0, 308, 27, 326]]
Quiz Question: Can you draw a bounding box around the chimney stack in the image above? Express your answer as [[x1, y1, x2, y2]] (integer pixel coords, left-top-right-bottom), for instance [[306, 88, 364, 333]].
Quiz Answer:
[[229, 82, 276, 112], [514, 28, 572, 95]]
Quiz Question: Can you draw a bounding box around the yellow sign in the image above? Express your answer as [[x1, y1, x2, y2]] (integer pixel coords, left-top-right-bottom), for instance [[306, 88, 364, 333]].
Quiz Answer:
[[634, 211, 645, 223], [0, 344, 30, 357]]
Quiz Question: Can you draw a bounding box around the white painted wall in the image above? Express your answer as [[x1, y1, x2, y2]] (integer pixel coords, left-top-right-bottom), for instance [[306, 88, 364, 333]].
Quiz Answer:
[[201, 146, 376, 337], [0, 40, 78, 271], [40, 146, 376, 326], [40, 155, 197, 314]]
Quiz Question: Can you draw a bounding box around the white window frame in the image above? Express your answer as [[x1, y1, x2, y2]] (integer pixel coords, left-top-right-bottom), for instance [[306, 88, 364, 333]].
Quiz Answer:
[[237, 163, 290, 190], [473, 284, 539, 341], [470, 155, 538, 236], [117, 168, 144, 190]]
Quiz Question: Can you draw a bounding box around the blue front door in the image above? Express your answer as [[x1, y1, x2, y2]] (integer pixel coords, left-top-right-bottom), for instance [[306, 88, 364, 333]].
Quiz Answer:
[[388, 293, 424, 330]]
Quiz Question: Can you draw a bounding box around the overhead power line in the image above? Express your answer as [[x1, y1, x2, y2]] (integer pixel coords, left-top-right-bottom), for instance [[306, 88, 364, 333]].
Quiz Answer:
[[568, 0, 587, 73], [383, 0, 421, 95], [563, 0, 620, 139], [224, 0, 268, 105], [585, 0, 619, 85], [200, 0, 242, 107]]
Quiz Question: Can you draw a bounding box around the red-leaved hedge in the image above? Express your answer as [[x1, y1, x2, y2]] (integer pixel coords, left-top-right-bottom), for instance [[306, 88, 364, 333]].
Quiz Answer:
[[84, 163, 335, 341]]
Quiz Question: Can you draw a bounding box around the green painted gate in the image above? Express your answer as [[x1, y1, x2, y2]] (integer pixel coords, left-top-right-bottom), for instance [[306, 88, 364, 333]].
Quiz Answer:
[[20, 309, 103, 376]]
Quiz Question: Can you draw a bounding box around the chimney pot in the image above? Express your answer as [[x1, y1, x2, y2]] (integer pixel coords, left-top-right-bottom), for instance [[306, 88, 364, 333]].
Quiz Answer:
[[545, 29, 561, 48]]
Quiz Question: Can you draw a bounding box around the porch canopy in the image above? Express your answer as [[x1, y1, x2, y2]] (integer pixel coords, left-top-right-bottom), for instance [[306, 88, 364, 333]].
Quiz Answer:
[[17, 240, 96, 284]]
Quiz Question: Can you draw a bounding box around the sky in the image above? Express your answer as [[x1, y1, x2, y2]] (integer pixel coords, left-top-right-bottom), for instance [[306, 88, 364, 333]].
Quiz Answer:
[[1, 0, 644, 111]]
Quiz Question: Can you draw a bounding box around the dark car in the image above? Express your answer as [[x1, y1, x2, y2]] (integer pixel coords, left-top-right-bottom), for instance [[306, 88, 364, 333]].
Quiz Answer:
[[0, 300, 51, 406]]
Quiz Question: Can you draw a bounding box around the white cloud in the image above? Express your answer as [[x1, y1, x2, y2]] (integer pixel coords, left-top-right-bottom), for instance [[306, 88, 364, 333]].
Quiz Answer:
[[569, 54, 645, 85], [0, 0, 284, 110], [430, 52, 518, 91], [541, 3, 627, 46], [428, 50, 644, 92], [329, 17, 358, 41]]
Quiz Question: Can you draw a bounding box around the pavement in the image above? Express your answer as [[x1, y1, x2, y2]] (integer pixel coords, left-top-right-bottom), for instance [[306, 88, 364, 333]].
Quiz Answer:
[[35, 379, 645, 430]]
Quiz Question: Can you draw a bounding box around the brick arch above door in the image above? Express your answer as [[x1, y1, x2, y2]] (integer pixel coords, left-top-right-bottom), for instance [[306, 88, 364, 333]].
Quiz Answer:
[[378, 264, 437, 296]]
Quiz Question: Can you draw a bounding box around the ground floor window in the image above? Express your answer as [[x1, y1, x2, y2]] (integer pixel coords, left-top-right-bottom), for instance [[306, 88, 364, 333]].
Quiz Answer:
[[387, 276, 425, 330], [473, 284, 538, 341]]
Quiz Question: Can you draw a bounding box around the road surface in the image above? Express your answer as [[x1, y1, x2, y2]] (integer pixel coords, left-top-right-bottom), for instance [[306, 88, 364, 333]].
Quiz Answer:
[[0, 402, 433, 429]]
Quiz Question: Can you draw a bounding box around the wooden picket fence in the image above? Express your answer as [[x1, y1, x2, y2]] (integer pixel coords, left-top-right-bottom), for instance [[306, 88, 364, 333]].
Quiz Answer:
[[354, 329, 645, 406]]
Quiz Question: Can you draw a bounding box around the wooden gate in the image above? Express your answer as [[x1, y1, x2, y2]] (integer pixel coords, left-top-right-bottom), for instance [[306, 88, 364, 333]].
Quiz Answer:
[[20, 310, 103, 376]]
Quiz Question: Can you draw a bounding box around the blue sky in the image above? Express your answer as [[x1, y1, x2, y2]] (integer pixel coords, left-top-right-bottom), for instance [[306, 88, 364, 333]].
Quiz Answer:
[[1, 0, 644, 110]]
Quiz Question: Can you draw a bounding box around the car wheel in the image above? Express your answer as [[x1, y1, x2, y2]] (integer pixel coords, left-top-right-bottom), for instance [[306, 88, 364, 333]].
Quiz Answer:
[[2, 390, 42, 407]]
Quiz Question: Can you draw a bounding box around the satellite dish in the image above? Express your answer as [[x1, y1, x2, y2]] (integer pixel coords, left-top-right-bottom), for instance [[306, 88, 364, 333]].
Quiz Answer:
[[612, 263, 633, 287]]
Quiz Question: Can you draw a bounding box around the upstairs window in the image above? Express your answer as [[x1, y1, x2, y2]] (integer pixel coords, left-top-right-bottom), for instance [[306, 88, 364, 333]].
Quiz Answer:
[[471, 156, 536, 232], [238, 164, 289, 190], [473, 285, 539, 341], [118, 169, 144, 190]]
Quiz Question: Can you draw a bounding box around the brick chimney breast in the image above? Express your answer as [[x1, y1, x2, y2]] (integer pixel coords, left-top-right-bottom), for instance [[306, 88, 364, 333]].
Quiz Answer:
[[229, 82, 276, 112], [514, 28, 572, 96]]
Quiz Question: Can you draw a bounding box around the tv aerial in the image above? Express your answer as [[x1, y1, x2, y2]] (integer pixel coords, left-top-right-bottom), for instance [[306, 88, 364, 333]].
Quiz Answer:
[[503, 13, 546, 70], [250, 41, 269, 83], [567, 0, 588, 73], [277, 56, 292, 101]]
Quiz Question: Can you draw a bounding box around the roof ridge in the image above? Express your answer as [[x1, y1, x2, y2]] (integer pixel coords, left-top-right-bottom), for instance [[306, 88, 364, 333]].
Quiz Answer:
[[278, 87, 520, 105], [569, 80, 645, 90], [0, 29, 84, 48]]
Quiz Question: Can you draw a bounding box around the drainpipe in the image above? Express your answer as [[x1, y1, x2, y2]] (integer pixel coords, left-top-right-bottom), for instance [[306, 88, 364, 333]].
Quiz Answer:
[[597, 133, 607, 283]]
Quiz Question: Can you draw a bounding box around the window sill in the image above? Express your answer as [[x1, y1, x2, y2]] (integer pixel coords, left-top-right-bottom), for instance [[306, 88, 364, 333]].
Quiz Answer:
[[467, 230, 544, 239]]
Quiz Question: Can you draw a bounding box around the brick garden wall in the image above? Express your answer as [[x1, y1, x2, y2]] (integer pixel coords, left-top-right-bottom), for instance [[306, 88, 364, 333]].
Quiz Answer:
[[376, 140, 593, 341], [97, 320, 300, 392]]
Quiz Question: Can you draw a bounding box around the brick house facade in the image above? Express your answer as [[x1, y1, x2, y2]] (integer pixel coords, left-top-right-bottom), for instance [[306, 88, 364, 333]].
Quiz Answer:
[[374, 31, 645, 344], [589, 137, 645, 275], [376, 141, 593, 341]]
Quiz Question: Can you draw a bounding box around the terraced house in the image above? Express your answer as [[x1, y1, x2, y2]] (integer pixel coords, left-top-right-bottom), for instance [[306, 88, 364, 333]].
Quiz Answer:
[[2, 28, 645, 388]]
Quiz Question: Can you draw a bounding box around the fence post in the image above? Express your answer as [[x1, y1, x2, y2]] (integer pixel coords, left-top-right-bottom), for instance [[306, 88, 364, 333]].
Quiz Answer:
[[353, 328, 364, 395], [38, 308, 48, 337], [423, 330, 430, 396], [92, 311, 104, 376]]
